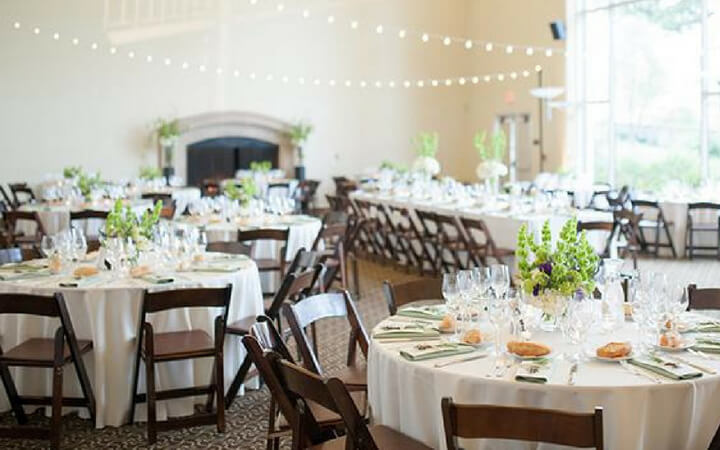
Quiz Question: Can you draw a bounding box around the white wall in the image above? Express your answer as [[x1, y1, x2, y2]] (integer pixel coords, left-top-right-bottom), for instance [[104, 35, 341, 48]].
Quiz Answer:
[[0, 0, 564, 195]]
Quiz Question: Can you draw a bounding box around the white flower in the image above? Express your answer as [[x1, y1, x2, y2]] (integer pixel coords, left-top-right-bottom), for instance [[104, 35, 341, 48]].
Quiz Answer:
[[412, 156, 441, 176], [475, 160, 508, 179]]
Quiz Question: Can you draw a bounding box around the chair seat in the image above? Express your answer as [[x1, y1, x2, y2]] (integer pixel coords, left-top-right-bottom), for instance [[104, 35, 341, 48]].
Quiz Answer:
[[308, 424, 432, 450], [2, 337, 92, 365], [143, 329, 214, 360], [226, 316, 256, 335], [276, 391, 366, 429], [333, 364, 367, 390], [255, 258, 282, 271]]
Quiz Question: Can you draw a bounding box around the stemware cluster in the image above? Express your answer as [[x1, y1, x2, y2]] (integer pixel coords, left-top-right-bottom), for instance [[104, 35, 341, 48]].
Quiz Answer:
[[41, 227, 88, 263]]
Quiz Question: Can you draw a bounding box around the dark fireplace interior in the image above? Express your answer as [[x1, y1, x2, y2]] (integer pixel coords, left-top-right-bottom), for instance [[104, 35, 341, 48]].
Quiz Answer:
[[187, 136, 279, 187]]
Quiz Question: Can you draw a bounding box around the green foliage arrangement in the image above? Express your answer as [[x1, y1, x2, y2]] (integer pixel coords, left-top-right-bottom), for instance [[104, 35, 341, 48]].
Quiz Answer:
[[104, 199, 162, 242], [412, 131, 439, 158], [224, 178, 258, 206], [474, 129, 506, 161], [379, 160, 409, 173], [250, 161, 272, 173], [139, 166, 162, 180], [155, 118, 180, 140], [516, 218, 599, 297], [289, 122, 313, 146], [77, 171, 102, 200], [63, 166, 82, 179]]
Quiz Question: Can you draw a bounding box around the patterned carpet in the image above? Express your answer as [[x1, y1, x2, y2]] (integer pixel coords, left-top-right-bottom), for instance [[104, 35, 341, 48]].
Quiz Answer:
[[1, 256, 720, 449]]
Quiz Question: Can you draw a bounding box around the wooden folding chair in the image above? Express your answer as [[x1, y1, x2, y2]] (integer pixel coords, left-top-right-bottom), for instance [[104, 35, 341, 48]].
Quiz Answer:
[[206, 241, 252, 256], [382, 278, 443, 316], [631, 199, 676, 258], [69, 210, 108, 252], [237, 228, 290, 296], [686, 202, 720, 260], [224, 265, 323, 408], [128, 286, 231, 444], [441, 397, 604, 450], [8, 183, 36, 208], [0, 293, 95, 450], [5, 210, 46, 248], [458, 216, 514, 268], [577, 221, 615, 258]]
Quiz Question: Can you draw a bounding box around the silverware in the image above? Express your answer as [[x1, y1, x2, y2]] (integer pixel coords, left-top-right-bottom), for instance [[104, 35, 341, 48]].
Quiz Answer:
[[620, 361, 664, 384], [689, 348, 720, 360], [434, 353, 487, 368], [568, 363, 578, 385]]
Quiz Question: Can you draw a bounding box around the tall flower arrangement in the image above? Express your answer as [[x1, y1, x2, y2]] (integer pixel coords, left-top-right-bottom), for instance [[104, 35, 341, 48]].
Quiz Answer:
[[104, 199, 162, 243], [411, 131, 441, 176], [516, 218, 599, 319], [474, 129, 508, 183], [224, 178, 258, 206]]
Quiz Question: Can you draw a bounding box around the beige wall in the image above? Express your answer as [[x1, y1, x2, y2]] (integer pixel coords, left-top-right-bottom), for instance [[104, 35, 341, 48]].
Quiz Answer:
[[0, 0, 564, 195]]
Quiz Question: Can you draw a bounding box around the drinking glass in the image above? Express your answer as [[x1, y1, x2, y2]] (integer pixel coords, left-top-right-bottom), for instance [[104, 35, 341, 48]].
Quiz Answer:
[[72, 228, 88, 261], [487, 294, 510, 369], [456, 270, 473, 333], [490, 264, 510, 299], [41, 235, 56, 258], [442, 272, 460, 340]]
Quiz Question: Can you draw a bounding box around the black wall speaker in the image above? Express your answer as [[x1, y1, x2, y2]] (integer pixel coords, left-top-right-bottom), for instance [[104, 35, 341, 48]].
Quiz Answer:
[[550, 21, 566, 40]]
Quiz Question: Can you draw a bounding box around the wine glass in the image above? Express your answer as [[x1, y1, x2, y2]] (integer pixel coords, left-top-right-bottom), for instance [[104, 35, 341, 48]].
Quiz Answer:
[[456, 270, 473, 334], [487, 294, 509, 371], [490, 264, 510, 299], [40, 235, 56, 258], [442, 272, 460, 340], [72, 227, 88, 261]]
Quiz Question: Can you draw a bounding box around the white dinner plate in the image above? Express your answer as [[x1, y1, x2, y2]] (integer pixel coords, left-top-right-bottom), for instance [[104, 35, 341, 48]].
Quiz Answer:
[[654, 338, 696, 353], [593, 352, 634, 362]]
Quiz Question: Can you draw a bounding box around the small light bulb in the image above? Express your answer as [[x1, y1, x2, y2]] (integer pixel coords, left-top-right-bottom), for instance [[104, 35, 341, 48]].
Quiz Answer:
[[445, 79, 452, 86], [329, 79, 336, 86], [266, 74, 273, 81], [233, 70, 240, 77], [360, 81, 367, 88], [12, 22, 20, 29], [199, 65, 207, 72], [128, 51, 135, 58], [249, 72, 256, 79], [497, 74, 505, 81], [276, 3, 284, 12], [72, 37, 79, 45], [403, 80, 411, 88], [417, 80, 424, 88], [421, 33, 429, 43], [465, 40, 473, 49], [327, 15, 335, 24], [545, 49, 553, 57], [485, 42, 493, 51], [506, 45, 513, 54], [216, 67, 223, 75], [431, 80, 439, 87], [398, 29, 406, 39], [374, 81, 382, 88], [33, 27, 40, 34], [181, 61, 189, 69], [109, 47, 117, 54], [459, 77, 466, 85], [484, 75, 491, 82], [302, 10, 310, 18], [53, 32, 60, 40], [443, 36, 452, 46], [510, 72, 517, 79], [91, 42, 98, 50], [523, 70, 530, 77], [388, 81, 395, 88], [471, 76, 479, 84], [298, 77, 305, 85], [376, 25, 383, 34], [526, 48, 534, 56], [282, 76, 289, 83], [164, 58, 171, 65], [350, 20, 358, 29], [313, 79, 321, 85], [250, 0, 257, 4], [146, 55, 153, 62], [345, 80, 351, 87], [535, 64, 542, 72]]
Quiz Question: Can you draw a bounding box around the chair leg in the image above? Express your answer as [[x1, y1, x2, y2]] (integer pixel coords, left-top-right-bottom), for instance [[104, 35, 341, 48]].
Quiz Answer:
[[128, 334, 144, 424], [215, 345, 225, 433], [0, 361, 27, 424], [664, 223, 677, 258], [351, 254, 360, 298], [225, 353, 253, 408], [51, 334, 65, 450], [145, 355, 157, 444]]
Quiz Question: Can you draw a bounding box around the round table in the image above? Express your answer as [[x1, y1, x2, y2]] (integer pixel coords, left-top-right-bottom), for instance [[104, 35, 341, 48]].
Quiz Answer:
[[18, 199, 153, 237], [368, 313, 720, 450], [0, 256, 263, 428]]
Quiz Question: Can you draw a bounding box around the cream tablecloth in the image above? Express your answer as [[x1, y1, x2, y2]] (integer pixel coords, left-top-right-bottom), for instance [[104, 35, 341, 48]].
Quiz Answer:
[[0, 259, 263, 428], [368, 316, 720, 450]]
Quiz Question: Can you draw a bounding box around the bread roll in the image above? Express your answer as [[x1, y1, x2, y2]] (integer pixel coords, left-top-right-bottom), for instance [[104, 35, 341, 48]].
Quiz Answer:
[[506, 341, 551, 357], [596, 342, 631, 358], [462, 329, 483, 345], [438, 314, 456, 332], [73, 265, 99, 278], [130, 265, 151, 278]]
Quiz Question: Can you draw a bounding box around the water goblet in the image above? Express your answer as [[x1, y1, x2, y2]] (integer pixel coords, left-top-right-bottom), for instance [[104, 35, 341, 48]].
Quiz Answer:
[[442, 272, 460, 340], [490, 264, 510, 299]]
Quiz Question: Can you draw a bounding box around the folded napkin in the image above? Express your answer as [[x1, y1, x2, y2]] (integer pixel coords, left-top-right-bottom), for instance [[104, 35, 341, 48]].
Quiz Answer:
[[692, 337, 720, 353], [629, 355, 702, 380], [515, 359, 553, 384], [688, 322, 720, 333], [0, 262, 47, 272], [396, 305, 446, 321], [373, 322, 440, 340], [141, 274, 175, 284], [399, 342, 474, 361], [0, 267, 51, 281]]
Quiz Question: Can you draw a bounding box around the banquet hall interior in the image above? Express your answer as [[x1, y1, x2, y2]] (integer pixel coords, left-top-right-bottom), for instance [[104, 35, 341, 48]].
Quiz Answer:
[[2, 0, 720, 449]]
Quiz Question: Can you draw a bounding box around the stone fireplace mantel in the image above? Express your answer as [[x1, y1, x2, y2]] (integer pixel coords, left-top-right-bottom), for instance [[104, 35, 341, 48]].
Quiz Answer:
[[173, 111, 294, 181]]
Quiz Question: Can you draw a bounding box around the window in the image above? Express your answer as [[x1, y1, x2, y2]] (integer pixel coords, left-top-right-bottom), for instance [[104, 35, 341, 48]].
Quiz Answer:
[[570, 0, 714, 191]]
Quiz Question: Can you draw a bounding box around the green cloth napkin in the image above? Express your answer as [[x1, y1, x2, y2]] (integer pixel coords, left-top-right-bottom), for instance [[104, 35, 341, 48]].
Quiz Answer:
[[0, 269, 52, 281], [142, 274, 175, 284], [692, 337, 720, 353], [515, 359, 553, 384], [688, 323, 720, 333], [396, 305, 447, 321], [373, 322, 440, 340], [0, 262, 47, 272], [629, 355, 702, 380], [58, 276, 101, 288], [399, 343, 474, 361]]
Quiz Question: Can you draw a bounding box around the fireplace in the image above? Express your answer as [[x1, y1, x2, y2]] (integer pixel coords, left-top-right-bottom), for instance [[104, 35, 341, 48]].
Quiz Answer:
[[173, 111, 295, 185], [186, 137, 279, 187]]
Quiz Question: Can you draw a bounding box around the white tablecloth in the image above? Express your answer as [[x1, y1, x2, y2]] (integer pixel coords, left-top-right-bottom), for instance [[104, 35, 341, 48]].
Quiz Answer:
[[18, 200, 154, 237], [0, 260, 263, 428], [350, 191, 612, 253], [368, 316, 720, 450]]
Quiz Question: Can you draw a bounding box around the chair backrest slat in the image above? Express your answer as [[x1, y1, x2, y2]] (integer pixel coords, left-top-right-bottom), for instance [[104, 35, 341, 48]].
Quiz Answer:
[[441, 398, 604, 450], [687, 284, 720, 310], [69, 210, 109, 221], [236, 228, 289, 243], [0, 293, 61, 317], [383, 278, 442, 316], [142, 286, 232, 313], [206, 241, 251, 256], [265, 265, 323, 320]]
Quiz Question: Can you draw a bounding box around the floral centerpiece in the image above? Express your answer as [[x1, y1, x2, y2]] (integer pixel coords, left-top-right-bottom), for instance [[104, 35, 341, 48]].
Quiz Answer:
[[224, 178, 258, 207], [63, 166, 82, 179], [516, 218, 599, 330], [77, 170, 102, 201], [104, 199, 162, 252], [139, 166, 163, 181], [249, 160, 272, 174], [155, 118, 181, 182], [290, 121, 313, 180], [474, 129, 508, 194], [411, 131, 441, 176]]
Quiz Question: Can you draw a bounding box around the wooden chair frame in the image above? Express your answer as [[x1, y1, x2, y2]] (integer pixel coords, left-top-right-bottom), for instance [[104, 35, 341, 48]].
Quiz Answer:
[[577, 221, 615, 258], [458, 216, 513, 268], [128, 286, 232, 444], [631, 199, 677, 258], [0, 293, 95, 450], [382, 278, 443, 316], [237, 228, 290, 296], [384, 204, 423, 273], [685, 202, 720, 260]]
